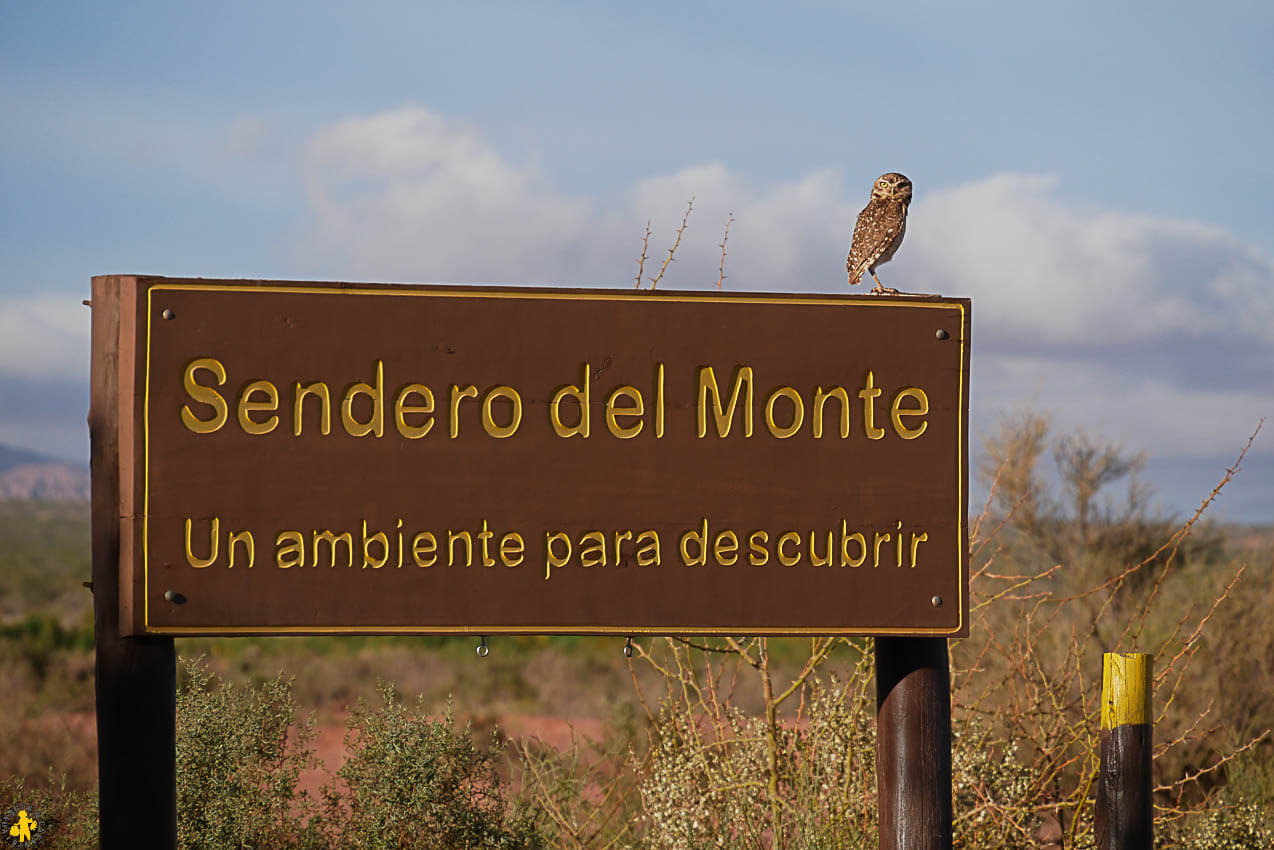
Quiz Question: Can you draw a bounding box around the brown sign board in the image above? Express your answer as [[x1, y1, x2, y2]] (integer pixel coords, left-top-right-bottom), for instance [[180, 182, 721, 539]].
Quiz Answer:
[[94, 275, 970, 637]]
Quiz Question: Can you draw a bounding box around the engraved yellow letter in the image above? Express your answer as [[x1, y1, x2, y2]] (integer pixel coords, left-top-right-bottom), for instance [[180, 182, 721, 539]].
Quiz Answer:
[[238, 380, 279, 435], [294, 382, 331, 436], [181, 358, 228, 434], [550, 364, 591, 438], [764, 387, 805, 438], [605, 386, 644, 439], [184, 517, 219, 568], [858, 370, 885, 440], [341, 361, 385, 438], [813, 387, 850, 438], [482, 386, 523, 438], [890, 387, 929, 439], [698, 365, 753, 438], [394, 384, 434, 439]]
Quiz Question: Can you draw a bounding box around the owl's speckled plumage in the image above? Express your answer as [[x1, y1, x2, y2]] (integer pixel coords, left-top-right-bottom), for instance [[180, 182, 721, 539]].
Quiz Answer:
[[847, 172, 912, 294]]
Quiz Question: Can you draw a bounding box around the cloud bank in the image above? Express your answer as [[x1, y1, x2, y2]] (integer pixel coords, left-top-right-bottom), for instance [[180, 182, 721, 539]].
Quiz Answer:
[[4, 104, 1269, 508]]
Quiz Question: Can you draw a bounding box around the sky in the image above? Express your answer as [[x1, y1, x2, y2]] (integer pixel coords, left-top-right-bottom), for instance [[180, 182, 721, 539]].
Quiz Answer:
[[1, 1, 1271, 522]]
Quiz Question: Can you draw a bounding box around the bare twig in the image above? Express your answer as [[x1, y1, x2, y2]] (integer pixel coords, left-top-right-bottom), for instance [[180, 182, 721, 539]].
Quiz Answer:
[[648, 197, 694, 290], [716, 212, 734, 289], [634, 219, 652, 290]]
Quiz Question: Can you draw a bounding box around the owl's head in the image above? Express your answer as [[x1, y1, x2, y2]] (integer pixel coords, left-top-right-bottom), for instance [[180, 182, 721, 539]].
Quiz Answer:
[[870, 172, 912, 203]]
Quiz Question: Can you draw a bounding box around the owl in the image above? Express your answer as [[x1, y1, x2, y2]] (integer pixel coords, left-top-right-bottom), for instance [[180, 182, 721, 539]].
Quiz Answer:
[[847, 172, 912, 294]]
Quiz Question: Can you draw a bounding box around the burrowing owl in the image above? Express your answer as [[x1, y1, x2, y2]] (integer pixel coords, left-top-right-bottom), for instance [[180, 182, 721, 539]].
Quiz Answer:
[[847, 172, 912, 294]]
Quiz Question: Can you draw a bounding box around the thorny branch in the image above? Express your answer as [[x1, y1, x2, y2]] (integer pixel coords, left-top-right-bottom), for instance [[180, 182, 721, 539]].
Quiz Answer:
[[716, 212, 734, 289], [647, 198, 694, 290], [633, 219, 651, 290]]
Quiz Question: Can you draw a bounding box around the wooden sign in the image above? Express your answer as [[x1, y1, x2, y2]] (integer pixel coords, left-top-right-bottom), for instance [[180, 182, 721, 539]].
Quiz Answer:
[[97, 276, 969, 636]]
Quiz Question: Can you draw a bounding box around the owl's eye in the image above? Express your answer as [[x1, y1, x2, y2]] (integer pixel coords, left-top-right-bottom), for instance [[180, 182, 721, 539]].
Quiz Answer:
[[878, 180, 888, 187]]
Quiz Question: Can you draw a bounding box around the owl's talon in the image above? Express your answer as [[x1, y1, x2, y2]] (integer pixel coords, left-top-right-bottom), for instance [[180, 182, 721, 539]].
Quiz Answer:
[[868, 268, 899, 295]]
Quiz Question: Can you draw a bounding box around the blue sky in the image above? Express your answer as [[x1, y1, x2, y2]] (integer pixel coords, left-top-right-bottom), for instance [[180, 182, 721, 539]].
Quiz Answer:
[[2, 1, 1271, 521]]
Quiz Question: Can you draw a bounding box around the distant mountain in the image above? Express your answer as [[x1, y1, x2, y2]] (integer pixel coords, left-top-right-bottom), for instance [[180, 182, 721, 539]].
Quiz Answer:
[[0, 444, 90, 501], [0, 445, 57, 470]]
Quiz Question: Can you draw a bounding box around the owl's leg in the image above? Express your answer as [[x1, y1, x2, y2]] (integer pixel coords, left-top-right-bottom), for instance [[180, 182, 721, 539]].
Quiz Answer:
[[868, 268, 899, 295]]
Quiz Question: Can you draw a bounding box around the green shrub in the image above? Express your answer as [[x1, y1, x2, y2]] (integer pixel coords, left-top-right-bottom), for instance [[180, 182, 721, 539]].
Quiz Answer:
[[176, 657, 323, 849], [319, 681, 542, 850], [176, 663, 542, 848]]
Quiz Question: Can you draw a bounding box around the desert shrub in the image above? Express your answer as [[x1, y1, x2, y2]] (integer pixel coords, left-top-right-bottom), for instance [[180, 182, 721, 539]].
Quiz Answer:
[[960, 413, 1271, 845], [1159, 800, 1274, 849], [318, 681, 542, 850], [633, 657, 879, 850], [177, 663, 543, 848], [610, 647, 1040, 850], [176, 656, 323, 849], [1154, 747, 1274, 848], [513, 705, 644, 850]]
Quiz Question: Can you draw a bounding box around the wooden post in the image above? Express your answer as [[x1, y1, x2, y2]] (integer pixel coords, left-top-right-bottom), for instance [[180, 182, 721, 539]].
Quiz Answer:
[[875, 636, 953, 850], [1095, 652, 1153, 850], [90, 276, 177, 848]]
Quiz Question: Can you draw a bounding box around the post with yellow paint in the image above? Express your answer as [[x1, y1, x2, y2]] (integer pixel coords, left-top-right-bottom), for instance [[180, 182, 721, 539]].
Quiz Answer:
[[1095, 651, 1153, 850]]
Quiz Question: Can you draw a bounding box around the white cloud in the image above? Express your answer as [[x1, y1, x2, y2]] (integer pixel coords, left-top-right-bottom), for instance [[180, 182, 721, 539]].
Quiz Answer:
[[0, 294, 89, 382], [898, 174, 1273, 458], [970, 352, 1269, 460], [301, 105, 599, 283], [297, 105, 859, 291], [901, 173, 1274, 350]]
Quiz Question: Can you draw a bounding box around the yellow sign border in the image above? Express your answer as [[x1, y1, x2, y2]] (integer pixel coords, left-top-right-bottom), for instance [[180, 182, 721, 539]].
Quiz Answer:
[[142, 282, 968, 636]]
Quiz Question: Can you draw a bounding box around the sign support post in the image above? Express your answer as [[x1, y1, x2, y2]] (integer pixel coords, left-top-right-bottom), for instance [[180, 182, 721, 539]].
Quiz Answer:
[[876, 636, 954, 850], [90, 277, 178, 848]]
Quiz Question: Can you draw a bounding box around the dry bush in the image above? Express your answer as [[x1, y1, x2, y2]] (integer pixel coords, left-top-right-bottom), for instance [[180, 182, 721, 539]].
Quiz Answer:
[[629, 643, 880, 849], [514, 709, 644, 849], [960, 413, 1270, 845], [515, 414, 1272, 849]]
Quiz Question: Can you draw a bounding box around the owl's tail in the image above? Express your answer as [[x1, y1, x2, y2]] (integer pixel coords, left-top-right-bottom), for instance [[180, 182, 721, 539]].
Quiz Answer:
[[847, 261, 864, 286]]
